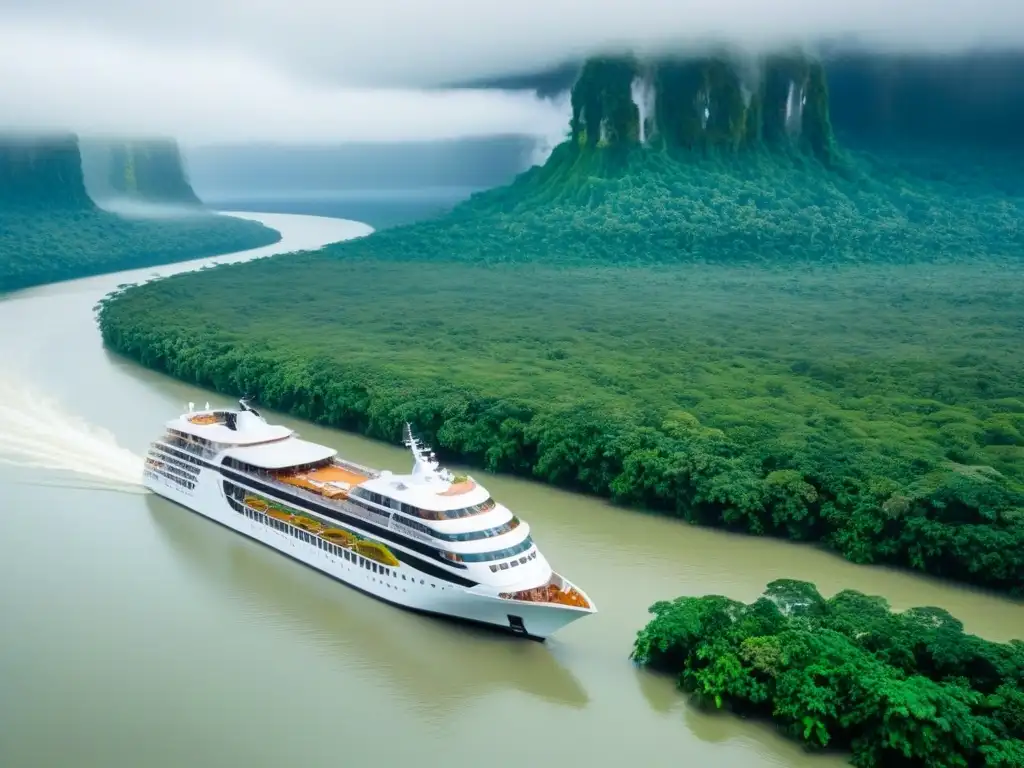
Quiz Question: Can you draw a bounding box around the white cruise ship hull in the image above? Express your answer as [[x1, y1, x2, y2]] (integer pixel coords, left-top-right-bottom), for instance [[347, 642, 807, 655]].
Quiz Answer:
[[144, 463, 591, 640]]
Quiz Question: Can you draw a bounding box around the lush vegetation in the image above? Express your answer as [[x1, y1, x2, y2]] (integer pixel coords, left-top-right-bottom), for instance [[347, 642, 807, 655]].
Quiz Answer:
[[0, 135, 281, 292], [97, 53, 1024, 595], [0, 209, 281, 292], [321, 143, 1024, 266], [632, 580, 1024, 766]]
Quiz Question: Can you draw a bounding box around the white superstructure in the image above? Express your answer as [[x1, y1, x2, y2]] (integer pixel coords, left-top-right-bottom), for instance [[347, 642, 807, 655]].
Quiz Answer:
[[143, 399, 596, 639]]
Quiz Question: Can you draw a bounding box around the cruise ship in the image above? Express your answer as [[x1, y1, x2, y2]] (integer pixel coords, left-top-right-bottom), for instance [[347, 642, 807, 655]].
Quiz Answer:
[[143, 399, 596, 639]]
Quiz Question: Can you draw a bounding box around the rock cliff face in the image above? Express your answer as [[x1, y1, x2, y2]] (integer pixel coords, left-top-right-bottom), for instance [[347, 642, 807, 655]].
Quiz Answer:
[[108, 139, 202, 203], [483, 51, 1024, 155], [568, 53, 837, 163], [0, 134, 95, 210], [81, 138, 202, 204]]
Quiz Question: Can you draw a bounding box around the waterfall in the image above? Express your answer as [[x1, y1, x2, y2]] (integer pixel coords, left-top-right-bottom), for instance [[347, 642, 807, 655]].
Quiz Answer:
[[785, 80, 805, 136], [630, 76, 656, 144]]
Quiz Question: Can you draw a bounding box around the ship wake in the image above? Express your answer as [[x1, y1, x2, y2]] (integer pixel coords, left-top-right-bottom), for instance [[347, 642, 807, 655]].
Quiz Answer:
[[0, 377, 147, 493]]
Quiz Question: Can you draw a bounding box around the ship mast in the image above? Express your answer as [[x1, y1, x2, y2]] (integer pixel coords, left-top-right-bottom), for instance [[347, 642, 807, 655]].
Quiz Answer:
[[403, 423, 452, 483]]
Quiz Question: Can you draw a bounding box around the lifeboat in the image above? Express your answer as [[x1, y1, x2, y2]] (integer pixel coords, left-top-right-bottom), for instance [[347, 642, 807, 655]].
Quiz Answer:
[[292, 516, 323, 533], [354, 540, 400, 567], [244, 496, 269, 513], [321, 529, 357, 547]]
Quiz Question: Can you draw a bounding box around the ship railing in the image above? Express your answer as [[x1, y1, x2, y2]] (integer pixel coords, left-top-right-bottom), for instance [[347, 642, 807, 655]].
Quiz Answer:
[[330, 457, 381, 479], [498, 576, 592, 610], [259, 473, 395, 531]]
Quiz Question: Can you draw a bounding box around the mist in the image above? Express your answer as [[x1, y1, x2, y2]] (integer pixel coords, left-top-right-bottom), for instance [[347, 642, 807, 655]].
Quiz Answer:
[[0, 2, 1023, 144]]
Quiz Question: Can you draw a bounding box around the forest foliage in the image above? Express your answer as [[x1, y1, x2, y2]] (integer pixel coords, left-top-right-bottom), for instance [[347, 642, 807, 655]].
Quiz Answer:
[[0, 134, 281, 292], [96, 53, 1024, 594], [632, 580, 1024, 766], [308, 143, 1024, 267], [0, 209, 281, 292]]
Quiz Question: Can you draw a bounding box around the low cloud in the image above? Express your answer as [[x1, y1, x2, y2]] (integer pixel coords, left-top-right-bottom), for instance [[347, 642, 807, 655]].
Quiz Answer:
[[0, 1, 1022, 144], [0, 22, 571, 144]]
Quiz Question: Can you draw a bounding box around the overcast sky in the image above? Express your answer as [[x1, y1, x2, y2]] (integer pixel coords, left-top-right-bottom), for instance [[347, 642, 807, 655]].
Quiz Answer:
[[1, 1, 1023, 144]]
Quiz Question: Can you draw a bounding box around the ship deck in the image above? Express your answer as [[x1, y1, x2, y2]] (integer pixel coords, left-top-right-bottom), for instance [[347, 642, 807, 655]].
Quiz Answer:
[[275, 463, 369, 498], [439, 479, 477, 496]]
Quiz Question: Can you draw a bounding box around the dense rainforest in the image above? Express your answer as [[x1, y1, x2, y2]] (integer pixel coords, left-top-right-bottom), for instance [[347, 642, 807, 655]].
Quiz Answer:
[[0, 134, 280, 292], [97, 51, 1024, 595], [632, 580, 1024, 766]]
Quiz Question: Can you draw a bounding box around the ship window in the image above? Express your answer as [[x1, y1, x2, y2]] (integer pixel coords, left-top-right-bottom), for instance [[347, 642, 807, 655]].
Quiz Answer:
[[457, 536, 534, 563], [499, 563, 509, 570], [489, 565, 498, 572]]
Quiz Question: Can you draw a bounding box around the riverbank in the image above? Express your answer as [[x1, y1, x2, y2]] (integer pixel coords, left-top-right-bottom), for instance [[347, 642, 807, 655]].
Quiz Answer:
[[0, 209, 281, 292]]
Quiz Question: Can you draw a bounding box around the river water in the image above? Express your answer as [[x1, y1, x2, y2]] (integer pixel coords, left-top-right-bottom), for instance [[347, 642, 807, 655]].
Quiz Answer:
[[1, 212, 1021, 768]]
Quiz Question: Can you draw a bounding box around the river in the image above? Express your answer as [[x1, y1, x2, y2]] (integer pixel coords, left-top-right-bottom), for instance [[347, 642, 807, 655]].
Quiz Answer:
[[1, 212, 1021, 768]]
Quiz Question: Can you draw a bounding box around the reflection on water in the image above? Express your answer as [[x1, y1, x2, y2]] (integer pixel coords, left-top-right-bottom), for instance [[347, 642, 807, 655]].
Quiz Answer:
[[145, 493, 590, 714]]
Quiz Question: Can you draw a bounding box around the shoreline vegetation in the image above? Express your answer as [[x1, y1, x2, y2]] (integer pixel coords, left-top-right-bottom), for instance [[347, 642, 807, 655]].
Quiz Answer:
[[0, 134, 281, 293], [631, 580, 1024, 766], [96, 52, 1023, 598]]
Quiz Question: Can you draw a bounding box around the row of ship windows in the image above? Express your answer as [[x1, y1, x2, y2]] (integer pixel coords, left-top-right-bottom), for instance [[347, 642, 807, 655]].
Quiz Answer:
[[218, 454, 499, 527], [487, 549, 538, 572], [149, 452, 199, 480], [145, 467, 196, 492], [228, 497, 448, 589], [157, 440, 206, 468], [348, 495, 521, 542], [351, 487, 497, 521], [438, 535, 536, 564], [165, 430, 214, 453]]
